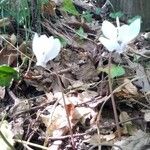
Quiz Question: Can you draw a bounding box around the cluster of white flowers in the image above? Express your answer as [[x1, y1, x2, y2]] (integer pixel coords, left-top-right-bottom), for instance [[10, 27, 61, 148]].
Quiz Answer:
[[32, 17, 141, 67], [32, 33, 61, 67], [99, 17, 141, 53]]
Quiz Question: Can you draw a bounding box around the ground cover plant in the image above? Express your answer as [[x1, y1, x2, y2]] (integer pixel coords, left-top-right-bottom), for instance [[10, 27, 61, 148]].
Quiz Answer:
[[0, 0, 150, 150]]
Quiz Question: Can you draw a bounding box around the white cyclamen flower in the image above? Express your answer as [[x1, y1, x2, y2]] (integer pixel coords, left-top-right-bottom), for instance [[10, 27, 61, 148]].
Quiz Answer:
[[99, 17, 141, 53], [32, 33, 61, 67]]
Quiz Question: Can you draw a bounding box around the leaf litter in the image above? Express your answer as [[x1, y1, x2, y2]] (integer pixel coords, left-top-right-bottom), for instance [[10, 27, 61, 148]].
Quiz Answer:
[[0, 0, 149, 150]]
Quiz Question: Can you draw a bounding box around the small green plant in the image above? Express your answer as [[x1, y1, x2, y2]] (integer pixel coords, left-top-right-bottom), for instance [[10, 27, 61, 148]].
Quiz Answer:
[[62, 0, 79, 16], [0, 65, 19, 87], [82, 11, 93, 22], [97, 64, 125, 78], [76, 27, 87, 40]]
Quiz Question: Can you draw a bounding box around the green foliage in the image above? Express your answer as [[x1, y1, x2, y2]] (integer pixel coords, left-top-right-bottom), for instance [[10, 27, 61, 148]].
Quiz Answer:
[[76, 27, 87, 40], [0, 0, 30, 25], [82, 11, 93, 22], [109, 11, 124, 19], [0, 65, 19, 87], [62, 0, 79, 16], [95, 8, 101, 15], [97, 64, 125, 78]]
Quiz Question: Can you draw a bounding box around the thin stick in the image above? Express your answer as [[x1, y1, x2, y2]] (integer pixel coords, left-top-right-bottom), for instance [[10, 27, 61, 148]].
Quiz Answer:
[[55, 73, 75, 149], [108, 52, 121, 140], [15, 139, 49, 150]]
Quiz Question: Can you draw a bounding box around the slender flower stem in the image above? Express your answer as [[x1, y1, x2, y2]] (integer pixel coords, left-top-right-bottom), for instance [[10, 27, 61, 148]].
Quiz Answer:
[[55, 72, 75, 149], [108, 52, 121, 140]]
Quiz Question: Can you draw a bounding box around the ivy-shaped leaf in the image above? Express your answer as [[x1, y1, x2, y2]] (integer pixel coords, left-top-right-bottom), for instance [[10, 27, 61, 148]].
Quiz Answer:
[[97, 64, 125, 78], [82, 11, 93, 22], [109, 11, 124, 19], [62, 0, 79, 16], [0, 65, 19, 87], [76, 27, 87, 40]]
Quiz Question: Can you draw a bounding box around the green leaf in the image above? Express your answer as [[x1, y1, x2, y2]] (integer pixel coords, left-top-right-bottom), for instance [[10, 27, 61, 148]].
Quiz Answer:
[[95, 8, 102, 15], [97, 64, 125, 78], [62, 0, 79, 16], [82, 11, 93, 22], [0, 65, 19, 87], [76, 27, 87, 40], [109, 11, 124, 19]]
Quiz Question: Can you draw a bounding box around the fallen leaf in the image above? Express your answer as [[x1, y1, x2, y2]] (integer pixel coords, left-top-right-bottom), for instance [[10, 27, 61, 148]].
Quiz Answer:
[[84, 133, 115, 145], [124, 78, 138, 95], [119, 111, 137, 135], [114, 130, 150, 150], [39, 105, 69, 137]]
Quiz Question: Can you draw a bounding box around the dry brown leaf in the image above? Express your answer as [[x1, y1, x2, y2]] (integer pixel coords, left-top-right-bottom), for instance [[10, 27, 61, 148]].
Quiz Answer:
[[71, 106, 95, 125], [39, 105, 69, 137], [119, 111, 137, 135], [124, 78, 138, 95], [84, 133, 115, 145], [78, 90, 98, 103]]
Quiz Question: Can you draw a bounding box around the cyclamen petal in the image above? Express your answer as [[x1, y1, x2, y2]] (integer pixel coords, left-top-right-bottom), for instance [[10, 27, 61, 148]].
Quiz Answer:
[[32, 33, 61, 67], [99, 37, 121, 52], [99, 17, 141, 53], [127, 18, 141, 42], [101, 20, 118, 40]]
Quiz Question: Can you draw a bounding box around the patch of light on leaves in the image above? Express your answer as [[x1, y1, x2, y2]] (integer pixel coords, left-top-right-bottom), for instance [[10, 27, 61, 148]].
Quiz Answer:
[[32, 33, 61, 67], [99, 17, 141, 53]]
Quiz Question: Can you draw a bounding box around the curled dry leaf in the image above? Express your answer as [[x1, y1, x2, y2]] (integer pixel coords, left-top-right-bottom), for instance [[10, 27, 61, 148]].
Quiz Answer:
[[124, 78, 138, 95], [38, 105, 69, 137]]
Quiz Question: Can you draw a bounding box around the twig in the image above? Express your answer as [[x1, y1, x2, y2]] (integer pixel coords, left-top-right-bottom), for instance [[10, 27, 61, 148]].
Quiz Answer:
[[15, 139, 49, 150], [44, 116, 143, 141], [55, 71, 75, 149], [108, 52, 121, 140]]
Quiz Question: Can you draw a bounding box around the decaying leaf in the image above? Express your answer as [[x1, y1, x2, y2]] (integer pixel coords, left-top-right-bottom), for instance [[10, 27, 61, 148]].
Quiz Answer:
[[113, 130, 150, 150], [84, 133, 115, 145], [39, 105, 69, 137], [123, 78, 138, 95], [119, 111, 137, 135]]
